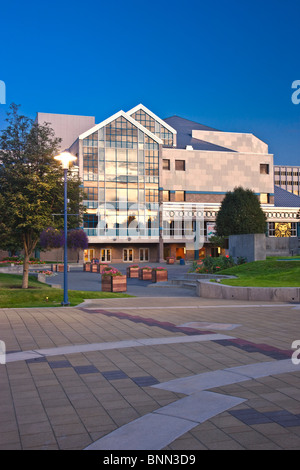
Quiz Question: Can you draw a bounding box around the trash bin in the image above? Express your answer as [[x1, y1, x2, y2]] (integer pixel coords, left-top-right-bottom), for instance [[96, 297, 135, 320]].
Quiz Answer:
[[180, 258, 185, 265]]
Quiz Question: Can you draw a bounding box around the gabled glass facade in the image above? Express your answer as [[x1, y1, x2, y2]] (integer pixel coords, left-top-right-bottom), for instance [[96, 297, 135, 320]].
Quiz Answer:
[[131, 109, 174, 147], [83, 115, 160, 238]]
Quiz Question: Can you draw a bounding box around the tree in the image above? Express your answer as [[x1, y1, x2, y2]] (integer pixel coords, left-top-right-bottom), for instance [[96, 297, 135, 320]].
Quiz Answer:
[[0, 104, 85, 288], [40, 228, 88, 263], [215, 186, 267, 237], [67, 229, 89, 263]]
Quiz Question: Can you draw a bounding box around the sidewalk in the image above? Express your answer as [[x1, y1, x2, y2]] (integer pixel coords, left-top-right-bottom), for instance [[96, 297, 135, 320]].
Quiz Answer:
[[0, 294, 300, 450]]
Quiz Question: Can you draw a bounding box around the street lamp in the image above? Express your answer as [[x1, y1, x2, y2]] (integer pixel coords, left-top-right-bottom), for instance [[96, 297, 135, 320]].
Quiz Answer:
[[54, 151, 77, 306]]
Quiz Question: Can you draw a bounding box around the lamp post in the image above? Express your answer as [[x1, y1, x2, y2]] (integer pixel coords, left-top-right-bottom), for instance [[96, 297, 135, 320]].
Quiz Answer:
[[54, 151, 77, 306]]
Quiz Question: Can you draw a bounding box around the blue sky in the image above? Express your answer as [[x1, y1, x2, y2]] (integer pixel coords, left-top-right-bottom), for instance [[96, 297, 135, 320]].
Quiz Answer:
[[1, 0, 300, 165]]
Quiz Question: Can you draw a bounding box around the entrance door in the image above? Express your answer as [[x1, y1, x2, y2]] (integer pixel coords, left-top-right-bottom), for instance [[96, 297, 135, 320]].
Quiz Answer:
[[101, 249, 111, 262], [123, 248, 134, 262], [176, 247, 185, 259], [84, 249, 94, 262], [164, 246, 171, 259], [139, 248, 149, 262]]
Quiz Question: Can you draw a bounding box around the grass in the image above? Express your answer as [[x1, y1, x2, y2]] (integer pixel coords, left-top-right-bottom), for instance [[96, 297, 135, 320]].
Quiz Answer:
[[217, 258, 300, 287], [0, 273, 133, 308]]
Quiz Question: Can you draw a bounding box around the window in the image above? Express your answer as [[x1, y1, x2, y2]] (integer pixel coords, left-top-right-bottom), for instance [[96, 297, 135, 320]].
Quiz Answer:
[[268, 222, 297, 237], [260, 164, 269, 174], [162, 190, 170, 202], [101, 249, 111, 262], [260, 193, 269, 204], [268, 222, 275, 237], [174, 191, 185, 202], [123, 248, 134, 262], [291, 222, 297, 236], [163, 159, 170, 170], [139, 248, 149, 261], [175, 160, 185, 171]]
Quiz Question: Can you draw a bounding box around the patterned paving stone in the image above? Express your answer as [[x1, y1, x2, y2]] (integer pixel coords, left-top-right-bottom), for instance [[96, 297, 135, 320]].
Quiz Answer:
[[101, 370, 128, 380], [131, 376, 160, 387], [48, 360, 73, 369], [73, 365, 100, 375]]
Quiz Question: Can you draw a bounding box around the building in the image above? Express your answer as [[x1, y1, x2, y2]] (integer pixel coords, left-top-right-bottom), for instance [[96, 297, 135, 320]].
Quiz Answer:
[[35, 104, 300, 263], [274, 165, 300, 196]]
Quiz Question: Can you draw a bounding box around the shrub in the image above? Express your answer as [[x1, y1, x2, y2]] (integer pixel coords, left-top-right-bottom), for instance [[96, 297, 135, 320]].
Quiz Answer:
[[192, 255, 235, 274]]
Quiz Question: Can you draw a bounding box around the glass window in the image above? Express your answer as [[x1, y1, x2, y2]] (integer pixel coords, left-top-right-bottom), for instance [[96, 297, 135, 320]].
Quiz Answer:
[[175, 160, 185, 171], [174, 191, 185, 202], [268, 222, 275, 237], [106, 188, 117, 201], [163, 159, 170, 170], [101, 249, 111, 262], [123, 248, 134, 262], [260, 193, 269, 204], [260, 164, 269, 174], [162, 190, 170, 202], [139, 248, 149, 261]]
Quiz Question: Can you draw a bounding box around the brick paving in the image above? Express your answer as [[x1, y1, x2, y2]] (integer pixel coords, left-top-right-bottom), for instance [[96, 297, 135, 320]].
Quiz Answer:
[[0, 296, 300, 450]]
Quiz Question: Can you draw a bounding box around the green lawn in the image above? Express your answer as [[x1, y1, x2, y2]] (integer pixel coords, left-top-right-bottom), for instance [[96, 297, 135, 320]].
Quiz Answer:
[[0, 273, 133, 308], [217, 259, 300, 287]]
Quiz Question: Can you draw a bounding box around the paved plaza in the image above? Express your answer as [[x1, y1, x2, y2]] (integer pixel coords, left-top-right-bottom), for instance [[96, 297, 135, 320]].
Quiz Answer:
[[0, 267, 300, 450]]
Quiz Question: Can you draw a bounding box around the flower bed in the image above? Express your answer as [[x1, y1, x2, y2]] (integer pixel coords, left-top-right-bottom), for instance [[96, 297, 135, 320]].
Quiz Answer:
[[139, 266, 153, 280], [152, 267, 168, 283], [126, 265, 140, 278], [190, 255, 238, 274], [0, 257, 46, 265], [101, 268, 127, 292]]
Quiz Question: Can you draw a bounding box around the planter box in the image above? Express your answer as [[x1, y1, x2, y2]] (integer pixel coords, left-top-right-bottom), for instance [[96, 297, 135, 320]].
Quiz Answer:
[[91, 263, 99, 273], [126, 267, 140, 278], [52, 264, 70, 272], [83, 263, 91, 272], [166, 257, 175, 264], [152, 269, 168, 283], [139, 269, 152, 280], [101, 275, 127, 292], [99, 264, 109, 273]]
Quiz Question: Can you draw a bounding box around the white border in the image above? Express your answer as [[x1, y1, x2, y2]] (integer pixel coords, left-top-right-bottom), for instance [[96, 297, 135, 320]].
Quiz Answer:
[[79, 109, 163, 144], [127, 103, 177, 136]]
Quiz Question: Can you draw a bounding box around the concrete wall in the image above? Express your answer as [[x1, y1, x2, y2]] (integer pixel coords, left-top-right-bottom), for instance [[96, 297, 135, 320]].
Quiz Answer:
[[36, 113, 95, 151], [266, 237, 300, 256], [191, 130, 269, 154], [197, 279, 300, 303], [161, 148, 274, 196], [229, 233, 266, 262]]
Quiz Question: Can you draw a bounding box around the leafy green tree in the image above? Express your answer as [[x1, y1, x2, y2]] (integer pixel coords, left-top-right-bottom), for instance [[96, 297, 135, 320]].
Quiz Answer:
[[215, 186, 267, 237], [0, 104, 85, 288]]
